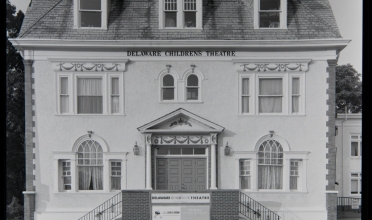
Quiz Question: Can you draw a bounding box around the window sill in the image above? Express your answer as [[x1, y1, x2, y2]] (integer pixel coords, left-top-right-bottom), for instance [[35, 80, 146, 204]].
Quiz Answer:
[[159, 101, 203, 104], [237, 114, 306, 117], [242, 190, 308, 194], [54, 191, 119, 194], [350, 156, 362, 159], [254, 27, 288, 30], [158, 28, 203, 31], [55, 114, 126, 116], [73, 27, 108, 30]]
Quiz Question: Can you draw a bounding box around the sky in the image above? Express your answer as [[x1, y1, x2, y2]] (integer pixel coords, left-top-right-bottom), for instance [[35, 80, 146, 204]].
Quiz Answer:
[[9, 0, 363, 73]]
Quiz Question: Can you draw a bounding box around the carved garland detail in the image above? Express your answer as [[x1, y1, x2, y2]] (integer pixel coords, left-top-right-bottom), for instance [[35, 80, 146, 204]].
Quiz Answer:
[[153, 136, 209, 145], [58, 63, 121, 71], [170, 118, 192, 127], [241, 63, 304, 72]]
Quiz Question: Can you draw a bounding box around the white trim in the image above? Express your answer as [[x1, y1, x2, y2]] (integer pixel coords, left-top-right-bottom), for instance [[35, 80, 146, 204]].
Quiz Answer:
[[72, 134, 109, 152], [73, 0, 108, 29], [325, 191, 339, 194], [10, 39, 351, 51], [23, 191, 36, 194], [254, 134, 290, 151], [254, 0, 287, 29]]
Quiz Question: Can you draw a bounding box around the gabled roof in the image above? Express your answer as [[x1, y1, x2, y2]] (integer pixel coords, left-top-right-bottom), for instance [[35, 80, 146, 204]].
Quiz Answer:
[[137, 108, 225, 134], [18, 0, 341, 40]]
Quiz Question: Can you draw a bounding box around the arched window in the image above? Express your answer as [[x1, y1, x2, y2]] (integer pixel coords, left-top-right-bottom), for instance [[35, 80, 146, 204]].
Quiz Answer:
[[162, 74, 175, 100], [258, 139, 283, 189], [77, 140, 103, 190], [186, 74, 198, 100]]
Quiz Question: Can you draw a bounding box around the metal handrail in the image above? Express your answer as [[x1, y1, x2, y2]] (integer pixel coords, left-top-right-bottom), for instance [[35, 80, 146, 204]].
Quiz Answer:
[[337, 197, 361, 213], [78, 192, 122, 220], [239, 192, 281, 220]]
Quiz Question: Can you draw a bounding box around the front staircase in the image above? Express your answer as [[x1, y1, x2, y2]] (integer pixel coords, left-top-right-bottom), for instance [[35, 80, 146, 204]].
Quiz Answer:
[[78, 191, 281, 220], [239, 192, 281, 220], [78, 192, 122, 220]]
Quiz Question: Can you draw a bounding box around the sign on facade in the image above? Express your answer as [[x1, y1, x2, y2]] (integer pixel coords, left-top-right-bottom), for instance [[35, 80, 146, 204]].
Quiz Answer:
[[152, 206, 210, 220], [151, 193, 210, 204], [351, 198, 360, 209]]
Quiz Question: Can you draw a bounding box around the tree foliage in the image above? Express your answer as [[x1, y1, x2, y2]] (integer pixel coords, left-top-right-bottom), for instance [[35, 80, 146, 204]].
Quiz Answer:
[[6, 1, 25, 219], [336, 64, 362, 113]]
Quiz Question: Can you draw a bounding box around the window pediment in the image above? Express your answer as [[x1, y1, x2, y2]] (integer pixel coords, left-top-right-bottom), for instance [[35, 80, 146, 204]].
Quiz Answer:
[[137, 108, 224, 134]]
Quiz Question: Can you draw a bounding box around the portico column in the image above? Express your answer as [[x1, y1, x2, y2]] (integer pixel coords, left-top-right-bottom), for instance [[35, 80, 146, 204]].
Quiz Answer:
[[145, 133, 152, 190], [210, 133, 217, 189]]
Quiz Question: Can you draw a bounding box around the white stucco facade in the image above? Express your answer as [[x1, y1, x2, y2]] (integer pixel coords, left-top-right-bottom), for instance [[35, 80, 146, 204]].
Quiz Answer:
[[8, 38, 349, 220]]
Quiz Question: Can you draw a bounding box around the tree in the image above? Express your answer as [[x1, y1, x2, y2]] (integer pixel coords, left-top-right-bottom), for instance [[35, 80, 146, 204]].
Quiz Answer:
[[336, 64, 362, 113], [6, 1, 25, 219]]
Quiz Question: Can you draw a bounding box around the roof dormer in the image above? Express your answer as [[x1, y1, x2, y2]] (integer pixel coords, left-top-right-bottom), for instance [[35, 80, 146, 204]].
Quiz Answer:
[[254, 0, 287, 29], [73, 0, 110, 29]]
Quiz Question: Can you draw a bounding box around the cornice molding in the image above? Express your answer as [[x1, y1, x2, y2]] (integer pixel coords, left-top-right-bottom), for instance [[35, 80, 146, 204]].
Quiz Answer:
[[9, 39, 350, 51], [48, 59, 129, 72]]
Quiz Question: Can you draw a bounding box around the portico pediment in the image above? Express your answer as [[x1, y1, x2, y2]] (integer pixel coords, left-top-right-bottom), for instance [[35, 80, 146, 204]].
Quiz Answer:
[[137, 108, 224, 134]]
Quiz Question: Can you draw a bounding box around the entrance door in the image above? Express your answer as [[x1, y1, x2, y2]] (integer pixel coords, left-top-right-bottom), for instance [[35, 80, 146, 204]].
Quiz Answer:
[[156, 158, 206, 190]]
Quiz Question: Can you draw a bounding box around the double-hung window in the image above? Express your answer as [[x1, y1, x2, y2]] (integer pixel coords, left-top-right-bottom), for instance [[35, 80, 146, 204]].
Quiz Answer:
[[351, 135, 362, 157], [255, 0, 287, 29], [62, 160, 72, 190], [291, 78, 300, 113], [60, 77, 69, 114], [240, 160, 251, 189], [161, 0, 202, 29], [111, 78, 120, 113], [259, 78, 283, 113], [186, 74, 199, 100], [290, 160, 300, 190], [242, 78, 250, 113], [79, 0, 102, 28], [77, 78, 103, 114], [350, 173, 361, 195], [162, 74, 175, 101], [110, 161, 122, 190]]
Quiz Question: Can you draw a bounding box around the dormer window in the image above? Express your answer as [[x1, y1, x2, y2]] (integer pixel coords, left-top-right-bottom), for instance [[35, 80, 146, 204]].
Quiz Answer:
[[254, 0, 287, 29], [73, 0, 109, 29], [80, 0, 102, 27], [160, 0, 202, 29]]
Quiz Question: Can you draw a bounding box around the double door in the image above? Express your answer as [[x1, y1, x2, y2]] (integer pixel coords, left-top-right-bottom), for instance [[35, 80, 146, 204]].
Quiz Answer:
[[156, 158, 207, 191]]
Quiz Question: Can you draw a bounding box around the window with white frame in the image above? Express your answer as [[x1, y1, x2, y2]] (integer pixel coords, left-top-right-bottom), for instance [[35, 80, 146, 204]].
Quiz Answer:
[[56, 73, 123, 115], [240, 160, 251, 189], [160, 0, 202, 29], [79, 0, 102, 27], [239, 73, 304, 115], [77, 140, 103, 190], [60, 77, 69, 114], [110, 161, 121, 190], [290, 160, 300, 190], [242, 78, 250, 113], [61, 160, 72, 190], [186, 74, 199, 100], [351, 135, 362, 157], [258, 140, 283, 189], [350, 173, 361, 195], [162, 74, 175, 101], [259, 78, 283, 113], [255, 0, 287, 29]]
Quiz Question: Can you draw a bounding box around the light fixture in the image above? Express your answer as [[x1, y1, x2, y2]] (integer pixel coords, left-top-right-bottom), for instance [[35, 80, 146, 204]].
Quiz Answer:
[[269, 130, 274, 137], [224, 142, 230, 156], [191, 64, 196, 73], [133, 142, 139, 155], [87, 131, 93, 138], [166, 65, 171, 73]]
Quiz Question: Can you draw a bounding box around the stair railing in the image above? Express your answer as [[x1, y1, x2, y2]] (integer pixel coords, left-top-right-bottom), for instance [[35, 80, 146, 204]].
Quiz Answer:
[[78, 192, 122, 220], [239, 192, 281, 220]]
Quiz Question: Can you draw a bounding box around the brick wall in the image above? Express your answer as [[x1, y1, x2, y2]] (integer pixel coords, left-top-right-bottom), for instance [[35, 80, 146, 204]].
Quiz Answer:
[[326, 59, 338, 220], [211, 190, 239, 220], [23, 60, 35, 220], [122, 191, 151, 220]]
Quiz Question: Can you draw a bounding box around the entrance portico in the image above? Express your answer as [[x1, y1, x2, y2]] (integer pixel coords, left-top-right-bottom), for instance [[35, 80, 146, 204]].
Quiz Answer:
[[137, 108, 224, 190]]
